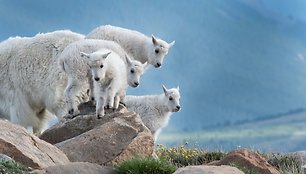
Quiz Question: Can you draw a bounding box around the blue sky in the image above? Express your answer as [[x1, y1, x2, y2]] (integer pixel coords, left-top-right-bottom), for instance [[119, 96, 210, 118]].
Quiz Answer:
[[1, 0, 306, 134]]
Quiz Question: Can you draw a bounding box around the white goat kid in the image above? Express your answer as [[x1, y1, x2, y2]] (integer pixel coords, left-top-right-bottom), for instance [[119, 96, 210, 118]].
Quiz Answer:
[[62, 50, 111, 116], [124, 85, 181, 140], [86, 25, 175, 68], [58, 39, 147, 117], [84, 49, 146, 118]]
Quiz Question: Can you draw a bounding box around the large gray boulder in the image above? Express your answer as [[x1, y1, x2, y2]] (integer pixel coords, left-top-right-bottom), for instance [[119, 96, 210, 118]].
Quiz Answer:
[[40, 102, 155, 166], [34, 162, 115, 174], [0, 119, 70, 169], [173, 165, 244, 174]]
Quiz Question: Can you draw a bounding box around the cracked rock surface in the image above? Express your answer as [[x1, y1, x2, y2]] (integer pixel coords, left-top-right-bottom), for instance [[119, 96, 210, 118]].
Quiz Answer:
[[40, 102, 155, 166], [0, 119, 69, 169]]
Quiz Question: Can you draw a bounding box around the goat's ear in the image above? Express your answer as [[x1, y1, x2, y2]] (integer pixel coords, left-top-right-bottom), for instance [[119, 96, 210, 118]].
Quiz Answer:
[[142, 61, 150, 72], [177, 86, 180, 91], [162, 85, 168, 95], [168, 41, 175, 48], [125, 55, 132, 65], [143, 61, 148, 67], [152, 35, 158, 46], [80, 52, 90, 58], [103, 52, 111, 59]]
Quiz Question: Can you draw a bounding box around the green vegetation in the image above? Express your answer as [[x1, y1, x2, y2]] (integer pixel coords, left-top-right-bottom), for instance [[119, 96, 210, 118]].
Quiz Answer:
[[2, 144, 305, 174], [115, 157, 176, 174], [0, 160, 31, 174], [267, 153, 305, 174], [155, 144, 306, 174], [156, 144, 224, 167]]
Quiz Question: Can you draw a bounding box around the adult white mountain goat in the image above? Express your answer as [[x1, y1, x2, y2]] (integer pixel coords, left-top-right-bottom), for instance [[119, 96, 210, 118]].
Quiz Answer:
[[86, 25, 175, 68], [0, 30, 84, 134]]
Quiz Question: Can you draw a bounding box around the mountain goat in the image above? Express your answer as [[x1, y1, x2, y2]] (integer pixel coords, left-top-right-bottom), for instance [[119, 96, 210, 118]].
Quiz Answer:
[[58, 39, 147, 117], [84, 49, 146, 118], [86, 25, 175, 68], [124, 85, 181, 140], [0, 30, 84, 134]]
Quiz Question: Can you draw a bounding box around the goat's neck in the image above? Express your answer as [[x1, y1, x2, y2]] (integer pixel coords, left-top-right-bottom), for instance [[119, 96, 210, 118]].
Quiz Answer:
[[154, 95, 170, 113]]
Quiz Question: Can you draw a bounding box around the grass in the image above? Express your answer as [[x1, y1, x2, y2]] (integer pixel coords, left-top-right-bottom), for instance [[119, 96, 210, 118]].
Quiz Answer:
[[267, 153, 305, 174], [156, 143, 224, 167], [0, 160, 31, 174], [115, 157, 176, 174]]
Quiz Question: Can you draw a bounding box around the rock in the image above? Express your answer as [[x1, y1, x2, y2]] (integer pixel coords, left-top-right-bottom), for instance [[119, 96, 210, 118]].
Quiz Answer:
[[0, 119, 70, 169], [34, 162, 115, 174], [209, 148, 280, 174], [40, 101, 127, 144], [0, 154, 13, 162], [40, 102, 154, 166], [173, 165, 244, 174]]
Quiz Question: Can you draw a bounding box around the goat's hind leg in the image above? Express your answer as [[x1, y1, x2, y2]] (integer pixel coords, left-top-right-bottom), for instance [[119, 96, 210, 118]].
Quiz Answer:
[[64, 78, 81, 116]]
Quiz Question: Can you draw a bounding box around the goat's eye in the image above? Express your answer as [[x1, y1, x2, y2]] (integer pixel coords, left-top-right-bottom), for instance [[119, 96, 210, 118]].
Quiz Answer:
[[130, 69, 135, 74], [169, 96, 173, 101], [155, 49, 159, 54], [100, 64, 104, 68]]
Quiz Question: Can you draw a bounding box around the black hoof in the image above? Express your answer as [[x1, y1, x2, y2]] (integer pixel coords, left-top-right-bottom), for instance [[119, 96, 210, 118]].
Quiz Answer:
[[119, 101, 126, 107], [97, 115, 102, 119], [68, 109, 74, 115]]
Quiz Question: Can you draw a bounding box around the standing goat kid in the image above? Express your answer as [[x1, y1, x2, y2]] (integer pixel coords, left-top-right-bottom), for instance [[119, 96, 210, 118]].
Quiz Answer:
[[124, 85, 181, 140], [84, 49, 146, 118]]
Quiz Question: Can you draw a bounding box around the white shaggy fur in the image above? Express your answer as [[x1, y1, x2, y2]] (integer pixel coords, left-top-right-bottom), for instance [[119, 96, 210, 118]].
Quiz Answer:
[[86, 25, 175, 68], [87, 49, 146, 118], [124, 85, 181, 140], [58, 39, 147, 116], [0, 30, 84, 134]]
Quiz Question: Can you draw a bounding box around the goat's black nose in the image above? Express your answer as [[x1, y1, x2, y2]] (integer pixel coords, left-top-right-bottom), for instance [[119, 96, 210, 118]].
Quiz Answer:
[[134, 82, 139, 86], [156, 63, 161, 67], [94, 77, 100, 81], [176, 106, 181, 110]]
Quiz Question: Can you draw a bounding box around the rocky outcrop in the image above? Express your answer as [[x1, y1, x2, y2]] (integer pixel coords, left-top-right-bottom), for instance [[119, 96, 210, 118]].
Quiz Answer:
[[173, 165, 244, 174], [40, 102, 155, 166], [40, 102, 127, 144], [209, 148, 280, 174], [0, 119, 69, 169], [34, 162, 115, 174]]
